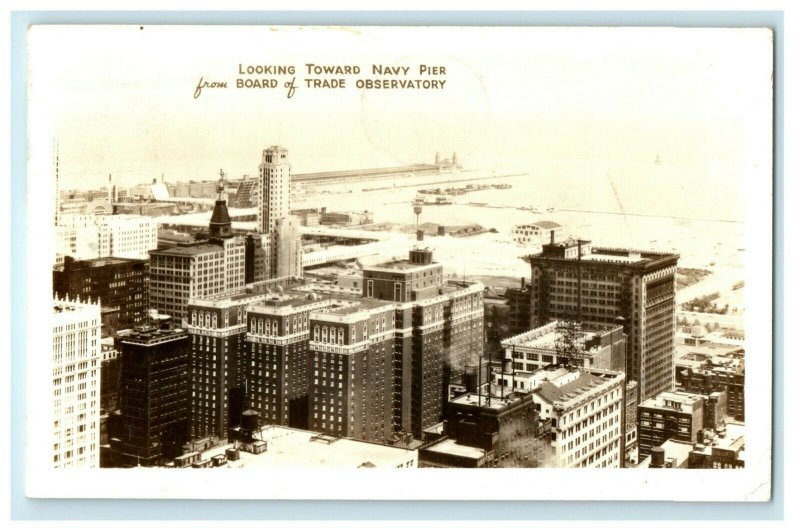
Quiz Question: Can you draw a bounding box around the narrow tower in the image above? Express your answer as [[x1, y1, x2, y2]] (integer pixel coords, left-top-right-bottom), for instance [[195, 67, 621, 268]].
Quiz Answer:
[[257, 146, 291, 235], [209, 171, 233, 239]]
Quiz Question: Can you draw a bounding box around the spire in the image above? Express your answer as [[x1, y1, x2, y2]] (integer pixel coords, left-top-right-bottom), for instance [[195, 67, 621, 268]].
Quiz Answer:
[[209, 169, 232, 239]]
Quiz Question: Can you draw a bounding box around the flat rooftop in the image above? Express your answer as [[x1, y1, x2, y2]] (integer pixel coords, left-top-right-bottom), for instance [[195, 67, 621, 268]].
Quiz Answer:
[[195, 426, 416, 469], [695, 421, 746, 455], [150, 243, 223, 257], [322, 298, 393, 315], [366, 259, 440, 272], [60, 256, 146, 268], [422, 438, 485, 460], [450, 392, 526, 411], [640, 391, 704, 411]]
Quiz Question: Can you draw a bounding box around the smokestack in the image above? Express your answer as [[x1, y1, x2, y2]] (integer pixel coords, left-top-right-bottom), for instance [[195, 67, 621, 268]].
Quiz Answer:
[[550, 230, 554, 244], [521, 277, 526, 289], [416, 229, 424, 242]]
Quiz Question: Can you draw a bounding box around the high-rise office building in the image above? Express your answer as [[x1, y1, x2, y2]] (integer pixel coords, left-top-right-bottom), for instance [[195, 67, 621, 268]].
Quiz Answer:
[[255, 146, 303, 279], [187, 291, 265, 440], [258, 146, 291, 235], [113, 317, 190, 467], [52, 296, 102, 468], [308, 299, 396, 444], [362, 247, 484, 439], [527, 238, 679, 402], [243, 292, 334, 430], [271, 216, 303, 279]]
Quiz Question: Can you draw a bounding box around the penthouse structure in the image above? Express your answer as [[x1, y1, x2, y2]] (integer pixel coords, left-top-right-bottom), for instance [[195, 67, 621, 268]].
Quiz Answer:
[[244, 292, 335, 430], [53, 256, 148, 333], [501, 320, 627, 375], [362, 247, 484, 439], [527, 238, 680, 402], [52, 297, 102, 468], [308, 299, 397, 444], [113, 317, 190, 467]]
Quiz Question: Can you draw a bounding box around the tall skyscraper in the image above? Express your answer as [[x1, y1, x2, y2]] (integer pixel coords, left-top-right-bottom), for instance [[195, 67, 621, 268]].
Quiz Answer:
[[308, 299, 397, 443], [362, 247, 484, 439], [52, 296, 102, 468], [527, 238, 680, 402], [187, 292, 266, 440], [256, 145, 303, 279], [113, 317, 190, 467], [257, 146, 291, 235], [244, 292, 334, 430]]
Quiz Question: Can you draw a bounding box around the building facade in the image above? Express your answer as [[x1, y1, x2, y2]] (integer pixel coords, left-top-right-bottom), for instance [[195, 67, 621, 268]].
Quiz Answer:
[[527, 239, 680, 402], [307, 300, 396, 444], [257, 146, 291, 235], [675, 345, 744, 421], [113, 318, 190, 467], [637, 390, 705, 461], [501, 320, 627, 375], [512, 221, 564, 247], [419, 392, 543, 468], [187, 292, 266, 440], [244, 293, 334, 430], [55, 213, 158, 265], [52, 297, 102, 468], [53, 256, 148, 332], [527, 368, 626, 468], [362, 247, 484, 439]]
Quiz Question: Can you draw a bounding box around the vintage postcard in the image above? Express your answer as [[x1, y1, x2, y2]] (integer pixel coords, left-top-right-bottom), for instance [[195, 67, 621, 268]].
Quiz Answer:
[[25, 25, 773, 500]]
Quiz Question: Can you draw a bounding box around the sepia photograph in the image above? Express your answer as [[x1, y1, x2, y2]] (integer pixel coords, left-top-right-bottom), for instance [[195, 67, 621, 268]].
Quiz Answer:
[[24, 24, 774, 501]]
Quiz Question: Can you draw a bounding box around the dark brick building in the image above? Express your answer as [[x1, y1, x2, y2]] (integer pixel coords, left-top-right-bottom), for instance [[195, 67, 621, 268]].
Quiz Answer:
[[675, 345, 744, 421], [419, 392, 545, 468], [362, 248, 484, 439], [308, 299, 397, 444], [187, 291, 265, 440], [243, 292, 334, 431], [111, 318, 189, 467], [53, 256, 148, 333]]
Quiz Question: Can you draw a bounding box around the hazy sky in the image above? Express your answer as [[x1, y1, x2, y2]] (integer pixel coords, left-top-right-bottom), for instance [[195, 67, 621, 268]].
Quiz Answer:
[[28, 26, 772, 219]]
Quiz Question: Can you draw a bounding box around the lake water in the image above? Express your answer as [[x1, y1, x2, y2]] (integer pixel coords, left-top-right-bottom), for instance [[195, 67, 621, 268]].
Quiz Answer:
[[294, 168, 745, 276]]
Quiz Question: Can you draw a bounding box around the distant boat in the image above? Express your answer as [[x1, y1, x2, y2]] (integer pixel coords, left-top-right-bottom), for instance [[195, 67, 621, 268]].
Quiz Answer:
[[654, 155, 662, 165]]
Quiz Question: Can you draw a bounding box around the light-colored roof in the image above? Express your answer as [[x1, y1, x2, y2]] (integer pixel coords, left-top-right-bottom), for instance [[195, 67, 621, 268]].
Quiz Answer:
[[195, 426, 416, 469], [423, 438, 485, 460]]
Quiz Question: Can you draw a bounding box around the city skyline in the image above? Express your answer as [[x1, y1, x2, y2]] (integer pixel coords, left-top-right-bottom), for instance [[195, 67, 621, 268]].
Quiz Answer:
[[25, 25, 773, 503], [30, 26, 771, 223]]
